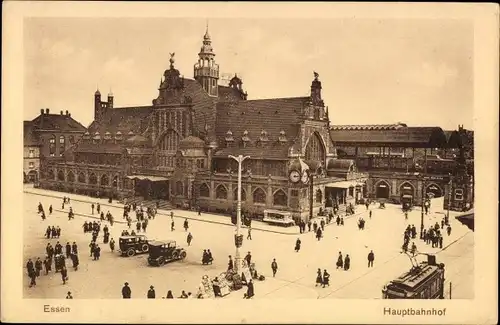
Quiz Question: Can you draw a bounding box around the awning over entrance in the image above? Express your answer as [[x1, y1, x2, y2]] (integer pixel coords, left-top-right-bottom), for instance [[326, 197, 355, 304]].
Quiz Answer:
[[327, 180, 363, 189], [126, 175, 169, 182]]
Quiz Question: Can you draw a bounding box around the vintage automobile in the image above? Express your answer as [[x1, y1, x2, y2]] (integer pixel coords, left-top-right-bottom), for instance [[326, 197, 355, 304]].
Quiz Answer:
[[147, 240, 187, 266], [119, 235, 150, 257]]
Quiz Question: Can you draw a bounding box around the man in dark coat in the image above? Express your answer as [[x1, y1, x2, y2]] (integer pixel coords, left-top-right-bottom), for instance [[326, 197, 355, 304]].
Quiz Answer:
[[91, 203, 95, 214], [54, 242, 63, 255], [46, 226, 51, 239], [51, 226, 57, 239], [89, 241, 96, 257], [49, 205, 53, 214], [295, 238, 301, 252], [344, 254, 351, 271], [245, 252, 252, 267], [122, 282, 132, 298], [109, 238, 115, 252], [43, 256, 51, 274], [94, 245, 101, 260], [245, 279, 254, 299], [71, 242, 78, 255], [71, 253, 79, 271], [61, 266, 68, 284], [316, 228, 322, 241], [271, 258, 278, 277], [56, 226, 61, 238], [136, 222, 141, 233], [367, 250, 375, 267], [183, 219, 189, 231], [65, 242, 72, 259], [147, 285, 155, 299], [29, 269, 37, 287], [34, 258, 43, 277]]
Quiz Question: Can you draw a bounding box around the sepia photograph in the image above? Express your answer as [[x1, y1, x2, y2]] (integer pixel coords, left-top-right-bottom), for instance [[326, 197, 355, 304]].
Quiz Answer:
[[2, 1, 498, 324]]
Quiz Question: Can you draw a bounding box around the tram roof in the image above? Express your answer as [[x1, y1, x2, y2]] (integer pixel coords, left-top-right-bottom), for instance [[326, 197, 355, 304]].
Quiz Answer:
[[391, 264, 441, 289]]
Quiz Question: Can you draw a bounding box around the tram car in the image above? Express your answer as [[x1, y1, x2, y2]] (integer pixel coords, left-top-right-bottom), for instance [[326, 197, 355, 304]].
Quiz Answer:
[[382, 254, 445, 299]]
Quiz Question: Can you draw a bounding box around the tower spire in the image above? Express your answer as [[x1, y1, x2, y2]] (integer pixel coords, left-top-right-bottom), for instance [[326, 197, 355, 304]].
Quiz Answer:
[[194, 24, 219, 97]]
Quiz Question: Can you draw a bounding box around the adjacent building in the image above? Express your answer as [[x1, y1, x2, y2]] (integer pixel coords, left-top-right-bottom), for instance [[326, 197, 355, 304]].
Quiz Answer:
[[24, 109, 87, 184]]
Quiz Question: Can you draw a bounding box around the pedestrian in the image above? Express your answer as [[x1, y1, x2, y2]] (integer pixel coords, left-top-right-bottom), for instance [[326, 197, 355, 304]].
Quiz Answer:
[[43, 257, 51, 275], [316, 227, 322, 241], [187, 232, 193, 246], [29, 269, 37, 287], [71, 253, 79, 271], [166, 290, 174, 299], [66, 291, 73, 299], [49, 205, 53, 214], [122, 282, 131, 299], [307, 221, 312, 232], [315, 268, 323, 286], [35, 258, 43, 277], [56, 226, 61, 238], [369, 210, 372, 219], [271, 258, 278, 277], [110, 238, 115, 252], [89, 241, 96, 257], [245, 252, 252, 267], [368, 250, 374, 267], [245, 279, 254, 299], [322, 269, 330, 287], [447, 225, 452, 236], [247, 227, 252, 240], [313, 221, 318, 233], [61, 266, 68, 284], [227, 255, 233, 272], [295, 238, 301, 252], [184, 219, 189, 231], [65, 242, 71, 259], [344, 254, 351, 271], [439, 235, 443, 249], [320, 219, 325, 231], [147, 285, 156, 299], [97, 203, 101, 215], [340, 217, 344, 226], [336, 252, 343, 269], [71, 242, 78, 255], [171, 220, 175, 231], [27, 258, 35, 276], [94, 245, 101, 260], [45, 226, 51, 239]]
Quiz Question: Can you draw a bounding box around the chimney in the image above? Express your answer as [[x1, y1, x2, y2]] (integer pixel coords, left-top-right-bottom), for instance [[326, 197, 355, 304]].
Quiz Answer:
[[60, 110, 64, 115], [68, 113, 71, 117], [40, 109, 44, 115], [45, 108, 49, 114], [65, 110, 69, 116]]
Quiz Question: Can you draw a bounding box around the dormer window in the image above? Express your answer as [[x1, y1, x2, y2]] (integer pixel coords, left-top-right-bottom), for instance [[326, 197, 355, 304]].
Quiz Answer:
[[241, 130, 250, 147], [278, 130, 288, 143], [92, 131, 101, 144], [225, 130, 234, 142], [83, 132, 91, 141], [259, 130, 269, 142], [115, 131, 123, 141], [104, 131, 112, 141], [128, 131, 134, 137]]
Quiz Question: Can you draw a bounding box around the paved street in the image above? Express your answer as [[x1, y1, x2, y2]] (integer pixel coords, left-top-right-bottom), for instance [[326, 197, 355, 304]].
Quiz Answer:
[[23, 187, 474, 299]]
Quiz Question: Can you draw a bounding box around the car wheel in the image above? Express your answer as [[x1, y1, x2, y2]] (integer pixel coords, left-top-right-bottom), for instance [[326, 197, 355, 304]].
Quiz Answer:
[[179, 251, 187, 260], [172, 251, 179, 260], [158, 257, 165, 266], [126, 248, 135, 257], [141, 244, 149, 253]]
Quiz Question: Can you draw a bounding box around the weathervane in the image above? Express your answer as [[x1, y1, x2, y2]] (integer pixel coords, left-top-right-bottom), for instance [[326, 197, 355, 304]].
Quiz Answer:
[[313, 71, 319, 80]]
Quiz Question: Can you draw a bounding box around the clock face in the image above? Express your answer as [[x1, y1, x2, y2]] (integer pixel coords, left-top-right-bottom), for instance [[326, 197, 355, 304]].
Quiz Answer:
[[289, 170, 300, 183], [301, 170, 309, 184]]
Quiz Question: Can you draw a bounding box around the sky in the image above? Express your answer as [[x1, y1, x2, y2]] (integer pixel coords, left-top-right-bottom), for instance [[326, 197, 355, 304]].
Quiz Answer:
[[23, 17, 474, 130]]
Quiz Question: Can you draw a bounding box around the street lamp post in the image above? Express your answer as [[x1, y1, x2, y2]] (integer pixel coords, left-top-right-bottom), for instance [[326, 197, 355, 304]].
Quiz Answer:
[[420, 175, 425, 239], [228, 154, 250, 276], [446, 174, 452, 224]]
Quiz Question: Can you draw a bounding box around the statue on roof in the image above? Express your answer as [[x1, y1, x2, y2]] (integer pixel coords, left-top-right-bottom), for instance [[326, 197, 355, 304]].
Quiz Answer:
[[169, 52, 176, 67], [313, 71, 319, 80]]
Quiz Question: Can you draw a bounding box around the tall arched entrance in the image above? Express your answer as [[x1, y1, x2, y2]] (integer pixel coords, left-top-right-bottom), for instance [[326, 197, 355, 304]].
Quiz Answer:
[[425, 183, 443, 198], [375, 180, 390, 199]]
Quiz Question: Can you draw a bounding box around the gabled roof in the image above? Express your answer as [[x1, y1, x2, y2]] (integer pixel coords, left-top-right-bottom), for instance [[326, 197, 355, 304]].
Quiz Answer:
[[74, 142, 125, 154], [88, 106, 153, 135], [329, 125, 448, 148], [31, 113, 87, 132], [214, 97, 308, 158], [24, 121, 40, 146]]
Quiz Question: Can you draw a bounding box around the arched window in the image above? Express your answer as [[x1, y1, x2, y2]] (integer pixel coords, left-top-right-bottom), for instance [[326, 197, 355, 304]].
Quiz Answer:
[[176, 181, 184, 195], [233, 187, 247, 201], [78, 172, 86, 183], [48, 169, 55, 180], [158, 129, 180, 151], [316, 189, 322, 203], [305, 132, 326, 162], [101, 174, 109, 186], [273, 189, 288, 206], [199, 183, 210, 197], [67, 171, 75, 182], [49, 135, 56, 156], [215, 185, 228, 199], [89, 173, 97, 185], [59, 136, 65, 156], [253, 188, 266, 204], [57, 170, 65, 181]]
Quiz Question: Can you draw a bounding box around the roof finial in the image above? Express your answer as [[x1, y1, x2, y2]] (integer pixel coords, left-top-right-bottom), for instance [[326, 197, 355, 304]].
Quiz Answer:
[[204, 19, 210, 40], [108, 87, 113, 97]]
